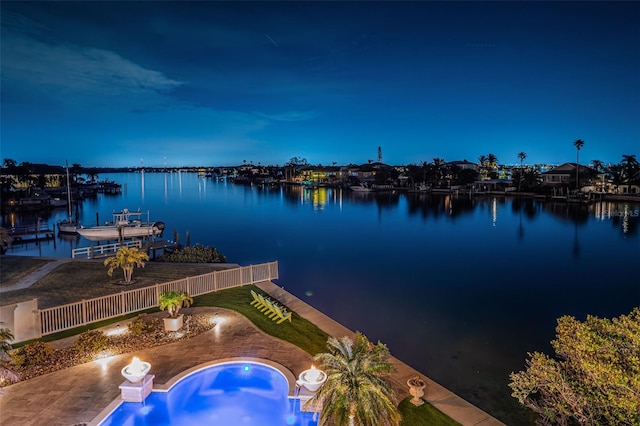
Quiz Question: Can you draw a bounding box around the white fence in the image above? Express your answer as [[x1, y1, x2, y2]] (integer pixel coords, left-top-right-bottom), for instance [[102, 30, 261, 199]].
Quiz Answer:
[[72, 240, 142, 259], [38, 261, 278, 337]]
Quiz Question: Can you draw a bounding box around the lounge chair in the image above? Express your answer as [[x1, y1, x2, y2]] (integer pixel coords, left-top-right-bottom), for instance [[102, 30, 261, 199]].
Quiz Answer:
[[256, 293, 273, 312], [263, 299, 279, 318], [250, 290, 264, 308], [273, 304, 292, 324]]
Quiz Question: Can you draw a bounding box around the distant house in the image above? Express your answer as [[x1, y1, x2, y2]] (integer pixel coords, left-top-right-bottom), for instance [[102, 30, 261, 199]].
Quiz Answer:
[[541, 163, 597, 188], [1, 163, 66, 189], [446, 160, 479, 172]]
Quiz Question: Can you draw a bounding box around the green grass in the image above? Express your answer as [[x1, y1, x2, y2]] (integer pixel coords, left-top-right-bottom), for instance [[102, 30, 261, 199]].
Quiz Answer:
[[399, 397, 463, 426], [0, 256, 51, 288], [194, 285, 330, 355]]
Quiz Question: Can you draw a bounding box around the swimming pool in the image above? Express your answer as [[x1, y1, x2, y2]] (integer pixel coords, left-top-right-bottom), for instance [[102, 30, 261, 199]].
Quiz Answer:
[[98, 361, 319, 426]]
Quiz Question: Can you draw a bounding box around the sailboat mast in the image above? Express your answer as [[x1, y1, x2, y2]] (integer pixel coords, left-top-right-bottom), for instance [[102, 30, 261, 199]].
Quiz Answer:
[[65, 160, 72, 219]]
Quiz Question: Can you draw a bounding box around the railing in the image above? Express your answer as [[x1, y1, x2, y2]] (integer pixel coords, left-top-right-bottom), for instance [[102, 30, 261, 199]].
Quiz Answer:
[[72, 240, 142, 259], [38, 261, 279, 336]]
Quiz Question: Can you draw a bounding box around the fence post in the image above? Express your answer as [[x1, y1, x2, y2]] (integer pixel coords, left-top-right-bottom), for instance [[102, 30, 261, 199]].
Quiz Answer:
[[121, 291, 126, 315], [250, 264, 254, 284], [186, 276, 191, 295], [82, 300, 87, 326], [213, 270, 217, 292]]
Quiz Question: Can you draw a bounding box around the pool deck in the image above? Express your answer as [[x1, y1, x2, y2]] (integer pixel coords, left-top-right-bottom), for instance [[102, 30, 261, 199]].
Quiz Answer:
[[0, 280, 505, 426]]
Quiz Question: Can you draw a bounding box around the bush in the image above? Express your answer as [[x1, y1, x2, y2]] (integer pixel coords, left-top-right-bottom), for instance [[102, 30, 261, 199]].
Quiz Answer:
[[73, 330, 108, 353], [12, 341, 54, 367], [127, 314, 158, 336], [158, 244, 226, 263]]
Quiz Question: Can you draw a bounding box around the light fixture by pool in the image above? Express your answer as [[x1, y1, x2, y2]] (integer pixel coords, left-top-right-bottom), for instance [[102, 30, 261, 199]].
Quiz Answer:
[[298, 365, 327, 392], [121, 357, 151, 383], [97, 361, 318, 426]]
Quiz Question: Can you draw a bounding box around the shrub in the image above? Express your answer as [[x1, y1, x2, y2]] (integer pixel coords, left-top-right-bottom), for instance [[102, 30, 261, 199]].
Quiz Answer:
[[127, 317, 149, 335], [12, 342, 54, 367], [158, 244, 226, 263], [73, 330, 108, 353]]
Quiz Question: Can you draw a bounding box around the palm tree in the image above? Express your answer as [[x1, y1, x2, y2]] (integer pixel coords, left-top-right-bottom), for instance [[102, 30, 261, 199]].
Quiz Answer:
[[573, 139, 585, 189], [103, 247, 149, 284], [0, 228, 12, 255], [432, 158, 445, 186], [591, 159, 604, 173], [309, 332, 401, 426], [478, 155, 488, 180], [0, 325, 19, 392], [591, 160, 605, 192], [487, 153, 498, 178], [620, 154, 639, 190], [487, 153, 498, 169], [2, 158, 17, 168], [517, 152, 527, 192]]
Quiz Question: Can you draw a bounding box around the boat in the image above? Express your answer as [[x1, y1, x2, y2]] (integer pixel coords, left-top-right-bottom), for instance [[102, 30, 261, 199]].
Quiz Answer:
[[407, 183, 431, 193], [77, 209, 165, 241], [8, 187, 56, 211], [57, 216, 78, 234], [57, 161, 79, 234], [349, 183, 374, 193]]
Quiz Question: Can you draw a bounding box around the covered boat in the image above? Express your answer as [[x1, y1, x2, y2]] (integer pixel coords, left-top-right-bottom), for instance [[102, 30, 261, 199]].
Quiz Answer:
[[77, 209, 165, 241]]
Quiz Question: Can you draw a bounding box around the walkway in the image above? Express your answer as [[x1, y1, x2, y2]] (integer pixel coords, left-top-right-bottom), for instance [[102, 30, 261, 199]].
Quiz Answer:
[[0, 258, 72, 293], [0, 281, 505, 426]]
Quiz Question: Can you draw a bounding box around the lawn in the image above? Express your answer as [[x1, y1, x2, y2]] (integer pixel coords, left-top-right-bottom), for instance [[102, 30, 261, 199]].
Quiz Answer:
[[0, 256, 236, 308], [0, 256, 51, 288]]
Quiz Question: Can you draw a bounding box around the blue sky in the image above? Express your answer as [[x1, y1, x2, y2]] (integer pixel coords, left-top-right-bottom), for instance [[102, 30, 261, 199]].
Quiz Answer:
[[1, 1, 638, 168]]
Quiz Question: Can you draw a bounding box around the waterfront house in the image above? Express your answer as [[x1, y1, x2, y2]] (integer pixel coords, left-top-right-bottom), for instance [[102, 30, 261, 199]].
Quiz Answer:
[[446, 160, 479, 172], [541, 163, 597, 188]]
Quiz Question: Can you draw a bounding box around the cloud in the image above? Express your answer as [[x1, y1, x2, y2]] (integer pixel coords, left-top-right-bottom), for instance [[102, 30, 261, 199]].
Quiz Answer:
[[1, 27, 183, 106]]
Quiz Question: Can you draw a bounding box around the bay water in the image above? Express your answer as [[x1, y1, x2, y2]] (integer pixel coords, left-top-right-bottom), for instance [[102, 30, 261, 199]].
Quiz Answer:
[[3, 172, 639, 425]]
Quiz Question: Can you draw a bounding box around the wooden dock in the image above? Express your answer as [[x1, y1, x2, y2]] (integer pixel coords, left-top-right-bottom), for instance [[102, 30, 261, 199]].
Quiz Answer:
[[71, 239, 180, 259], [5, 224, 55, 242], [146, 240, 180, 259]]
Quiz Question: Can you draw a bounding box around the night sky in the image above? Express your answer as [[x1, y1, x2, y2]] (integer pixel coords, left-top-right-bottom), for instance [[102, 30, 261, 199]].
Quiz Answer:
[[1, 1, 638, 168]]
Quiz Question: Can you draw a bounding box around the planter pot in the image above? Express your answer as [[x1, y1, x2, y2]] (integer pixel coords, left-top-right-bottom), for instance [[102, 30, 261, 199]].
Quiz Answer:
[[407, 378, 426, 406], [163, 314, 184, 331]]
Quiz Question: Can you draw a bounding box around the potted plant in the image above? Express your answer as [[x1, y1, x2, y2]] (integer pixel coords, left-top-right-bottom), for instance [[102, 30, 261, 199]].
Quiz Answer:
[[407, 375, 426, 406], [159, 290, 193, 331]]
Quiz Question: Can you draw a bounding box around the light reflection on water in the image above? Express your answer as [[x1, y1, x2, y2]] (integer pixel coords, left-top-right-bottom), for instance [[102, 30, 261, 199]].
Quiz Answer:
[[3, 172, 639, 425]]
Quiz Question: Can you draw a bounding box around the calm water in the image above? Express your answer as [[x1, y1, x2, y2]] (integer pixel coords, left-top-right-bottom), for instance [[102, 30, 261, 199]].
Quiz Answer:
[[4, 172, 639, 425]]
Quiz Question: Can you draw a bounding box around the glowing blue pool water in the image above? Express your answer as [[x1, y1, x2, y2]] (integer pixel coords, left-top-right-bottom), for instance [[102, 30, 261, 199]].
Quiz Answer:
[[100, 362, 318, 426]]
